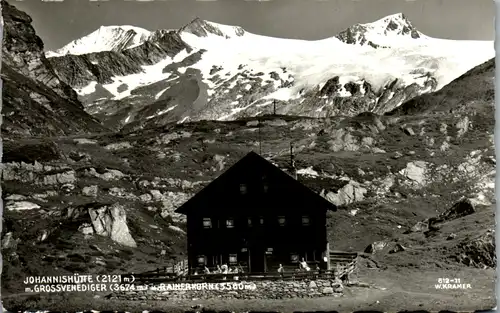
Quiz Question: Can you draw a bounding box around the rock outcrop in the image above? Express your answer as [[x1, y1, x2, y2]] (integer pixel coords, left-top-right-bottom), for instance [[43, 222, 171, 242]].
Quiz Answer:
[[88, 203, 137, 248], [324, 180, 367, 206], [430, 198, 476, 225], [456, 229, 495, 268], [399, 161, 428, 185], [1, 0, 106, 137]]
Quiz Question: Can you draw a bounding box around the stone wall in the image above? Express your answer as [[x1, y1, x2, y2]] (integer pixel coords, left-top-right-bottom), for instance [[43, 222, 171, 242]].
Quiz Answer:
[[110, 279, 343, 301]]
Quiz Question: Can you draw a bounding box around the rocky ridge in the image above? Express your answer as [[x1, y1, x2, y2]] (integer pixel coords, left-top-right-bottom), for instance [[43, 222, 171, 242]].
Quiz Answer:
[[46, 31, 191, 88], [1, 0, 106, 137]]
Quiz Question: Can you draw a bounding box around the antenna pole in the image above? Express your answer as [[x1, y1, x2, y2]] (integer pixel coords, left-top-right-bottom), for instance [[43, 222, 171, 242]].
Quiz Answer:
[[258, 119, 262, 155]]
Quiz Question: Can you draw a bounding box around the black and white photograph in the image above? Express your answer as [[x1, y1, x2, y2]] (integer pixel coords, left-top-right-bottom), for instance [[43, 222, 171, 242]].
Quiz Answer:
[[0, 0, 496, 311]]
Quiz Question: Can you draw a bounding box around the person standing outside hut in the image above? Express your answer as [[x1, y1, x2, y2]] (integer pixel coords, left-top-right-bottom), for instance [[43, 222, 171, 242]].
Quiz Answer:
[[300, 258, 310, 271], [221, 264, 229, 280], [277, 264, 284, 279]]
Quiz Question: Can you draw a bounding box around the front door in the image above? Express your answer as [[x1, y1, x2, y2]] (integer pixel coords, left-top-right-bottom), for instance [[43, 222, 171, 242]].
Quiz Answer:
[[249, 248, 265, 273]]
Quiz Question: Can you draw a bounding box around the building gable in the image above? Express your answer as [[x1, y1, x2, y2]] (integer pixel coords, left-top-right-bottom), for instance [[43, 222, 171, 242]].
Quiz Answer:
[[175, 151, 337, 215]]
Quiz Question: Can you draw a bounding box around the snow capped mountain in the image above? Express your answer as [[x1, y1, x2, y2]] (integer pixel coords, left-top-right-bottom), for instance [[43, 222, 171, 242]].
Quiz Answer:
[[45, 14, 494, 130], [178, 17, 246, 39], [45, 25, 152, 57], [335, 13, 426, 48]]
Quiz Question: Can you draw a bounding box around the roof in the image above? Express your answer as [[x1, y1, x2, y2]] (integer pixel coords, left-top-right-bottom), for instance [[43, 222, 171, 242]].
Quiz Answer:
[[175, 151, 337, 215]]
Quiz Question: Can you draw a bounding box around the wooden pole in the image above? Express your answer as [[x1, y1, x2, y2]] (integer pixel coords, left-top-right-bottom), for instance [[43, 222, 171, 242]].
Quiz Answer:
[[273, 100, 276, 115], [258, 119, 262, 155]]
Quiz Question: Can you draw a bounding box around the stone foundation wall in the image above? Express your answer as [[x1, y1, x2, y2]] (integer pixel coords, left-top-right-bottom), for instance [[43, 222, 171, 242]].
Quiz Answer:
[[110, 279, 343, 301]]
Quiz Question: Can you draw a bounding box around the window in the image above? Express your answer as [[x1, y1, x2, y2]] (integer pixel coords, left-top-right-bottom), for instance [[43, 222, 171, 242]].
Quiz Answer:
[[226, 218, 235, 228], [229, 254, 238, 264], [262, 176, 269, 192], [290, 253, 299, 263], [259, 216, 264, 225], [247, 218, 252, 227], [240, 184, 248, 194], [203, 218, 212, 228], [302, 215, 310, 226], [278, 216, 286, 226], [197, 255, 206, 265]]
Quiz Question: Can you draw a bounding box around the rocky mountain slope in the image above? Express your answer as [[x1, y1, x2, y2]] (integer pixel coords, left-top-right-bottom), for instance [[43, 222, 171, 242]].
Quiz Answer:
[[1, 0, 106, 138], [44, 13, 494, 131], [335, 13, 424, 48], [2, 55, 495, 297]]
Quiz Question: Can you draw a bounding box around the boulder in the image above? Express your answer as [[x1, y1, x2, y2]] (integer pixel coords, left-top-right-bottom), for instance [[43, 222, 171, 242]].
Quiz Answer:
[[1, 232, 18, 249], [82, 185, 99, 197], [402, 127, 415, 136], [389, 243, 406, 254], [392, 151, 403, 159], [139, 194, 153, 202], [213, 155, 226, 171], [6, 201, 40, 211], [430, 198, 476, 226], [371, 147, 386, 154], [455, 116, 469, 138], [410, 221, 429, 233], [79, 223, 94, 235], [364, 241, 388, 254], [73, 138, 98, 145], [100, 169, 126, 181], [321, 287, 334, 294], [325, 180, 367, 206], [37, 230, 50, 242], [43, 170, 76, 185], [150, 190, 165, 201], [69, 151, 90, 162], [88, 203, 137, 248], [105, 142, 132, 150], [399, 161, 428, 185]]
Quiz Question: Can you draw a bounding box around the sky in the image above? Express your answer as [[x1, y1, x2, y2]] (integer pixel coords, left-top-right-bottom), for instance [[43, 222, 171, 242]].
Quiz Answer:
[[10, 0, 496, 52]]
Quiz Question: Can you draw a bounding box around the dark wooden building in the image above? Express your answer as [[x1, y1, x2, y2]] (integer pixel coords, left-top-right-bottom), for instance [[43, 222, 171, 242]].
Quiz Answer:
[[175, 151, 337, 274]]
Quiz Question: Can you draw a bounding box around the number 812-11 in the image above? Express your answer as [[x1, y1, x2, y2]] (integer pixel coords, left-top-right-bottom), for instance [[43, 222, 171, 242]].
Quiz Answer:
[[438, 278, 459, 284]]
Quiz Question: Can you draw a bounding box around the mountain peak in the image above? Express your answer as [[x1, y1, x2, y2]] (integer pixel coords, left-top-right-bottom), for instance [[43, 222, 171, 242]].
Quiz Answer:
[[370, 12, 417, 33], [46, 25, 152, 57], [383, 12, 408, 22], [335, 12, 424, 48], [178, 18, 246, 39]]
